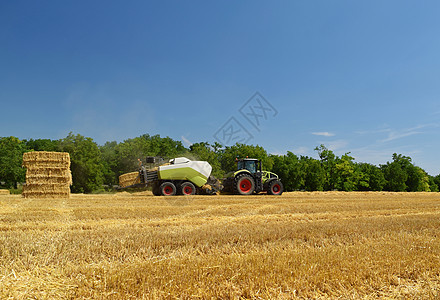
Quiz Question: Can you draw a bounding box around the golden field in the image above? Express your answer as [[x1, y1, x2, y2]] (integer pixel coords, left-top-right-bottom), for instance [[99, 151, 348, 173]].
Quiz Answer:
[[0, 192, 439, 299]]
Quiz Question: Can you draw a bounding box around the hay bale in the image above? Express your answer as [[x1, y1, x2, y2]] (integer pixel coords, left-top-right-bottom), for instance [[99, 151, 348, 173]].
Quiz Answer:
[[22, 151, 70, 162], [118, 162, 171, 188], [0, 189, 9, 195], [22, 184, 71, 199], [23, 151, 70, 168], [25, 168, 71, 177], [119, 172, 140, 188], [25, 168, 72, 185], [25, 176, 72, 184], [22, 151, 72, 199], [21, 191, 70, 199], [23, 183, 70, 193]]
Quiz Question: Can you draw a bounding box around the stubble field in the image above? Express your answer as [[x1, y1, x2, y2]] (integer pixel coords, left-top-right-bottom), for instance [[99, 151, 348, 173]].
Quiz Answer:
[[0, 191, 439, 299]]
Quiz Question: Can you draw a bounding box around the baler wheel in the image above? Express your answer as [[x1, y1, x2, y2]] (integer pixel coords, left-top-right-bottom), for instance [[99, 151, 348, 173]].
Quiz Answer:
[[180, 182, 196, 195], [160, 182, 176, 196]]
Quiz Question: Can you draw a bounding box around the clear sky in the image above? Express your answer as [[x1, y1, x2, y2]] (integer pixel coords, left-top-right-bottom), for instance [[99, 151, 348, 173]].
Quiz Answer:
[[1, 1, 440, 175]]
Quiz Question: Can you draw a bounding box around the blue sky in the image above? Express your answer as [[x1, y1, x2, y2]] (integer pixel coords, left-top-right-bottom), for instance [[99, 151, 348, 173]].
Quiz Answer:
[[1, 1, 440, 175]]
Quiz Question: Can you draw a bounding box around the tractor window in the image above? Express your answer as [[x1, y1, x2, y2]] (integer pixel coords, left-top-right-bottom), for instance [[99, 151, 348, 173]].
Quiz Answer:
[[238, 160, 257, 173]]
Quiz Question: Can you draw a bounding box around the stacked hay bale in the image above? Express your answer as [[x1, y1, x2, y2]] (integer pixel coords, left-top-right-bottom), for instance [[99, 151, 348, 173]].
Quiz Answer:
[[22, 151, 72, 199], [119, 172, 140, 188], [0, 189, 10, 195]]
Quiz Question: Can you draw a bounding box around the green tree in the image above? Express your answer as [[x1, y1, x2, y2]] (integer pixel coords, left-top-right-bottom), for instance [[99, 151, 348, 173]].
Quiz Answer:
[[315, 144, 337, 190], [301, 156, 325, 191], [115, 134, 187, 176], [59, 133, 105, 193], [381, 154, 411, 192], [333, 153, 359, 191], [24, 138, 60, 152], [382, 163, 406, 191], [100, 141, 118, 187], [356, 163, 386, 191], [432, 175, 440, 192], [0, 137, 26, 188], [381, 153, 431, 192], [271, 152, 305, 191], [406, 166, 430, 192]]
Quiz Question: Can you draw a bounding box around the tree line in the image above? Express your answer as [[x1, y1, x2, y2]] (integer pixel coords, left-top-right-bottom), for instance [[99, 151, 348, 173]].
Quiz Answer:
[[1, 133, 439, 193]]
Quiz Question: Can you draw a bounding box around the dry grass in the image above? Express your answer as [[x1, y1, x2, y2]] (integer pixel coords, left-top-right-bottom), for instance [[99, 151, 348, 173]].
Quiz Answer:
[[0, 192, 439, 299], [0, 190, 9, 195]]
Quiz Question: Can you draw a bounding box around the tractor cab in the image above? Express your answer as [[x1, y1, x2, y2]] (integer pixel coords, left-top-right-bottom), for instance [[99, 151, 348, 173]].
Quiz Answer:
[[236, 158, 261, 174]]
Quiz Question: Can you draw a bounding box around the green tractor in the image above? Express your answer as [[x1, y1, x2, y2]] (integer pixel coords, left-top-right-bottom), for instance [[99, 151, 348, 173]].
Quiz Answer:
[[222, 158, 284, 195]]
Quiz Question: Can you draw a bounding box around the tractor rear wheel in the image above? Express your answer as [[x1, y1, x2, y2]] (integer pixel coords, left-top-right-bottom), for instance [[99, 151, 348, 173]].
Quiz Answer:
[[180, 182, 196, 195], [235, 174, 255, 195], [267, 180, 283, 195], [160, 182, 176, 196]]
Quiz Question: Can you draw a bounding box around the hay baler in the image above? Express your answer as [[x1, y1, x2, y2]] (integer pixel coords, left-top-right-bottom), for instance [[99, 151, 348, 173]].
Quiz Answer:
[[122, 157, 221, 196]]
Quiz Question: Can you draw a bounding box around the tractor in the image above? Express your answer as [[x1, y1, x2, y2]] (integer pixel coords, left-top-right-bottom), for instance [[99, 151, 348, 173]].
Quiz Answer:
[[222, 158, 284, 195]]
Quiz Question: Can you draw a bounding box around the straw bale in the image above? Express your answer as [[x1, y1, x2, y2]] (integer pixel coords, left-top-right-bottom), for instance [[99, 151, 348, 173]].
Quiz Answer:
[[22, 181, 71, 198], [25, 168, 72, 185], [25, 168, 71, 177], [22, 151, 72, 198], [23, 151, 70, 168], [25, 176, 72, 185], [22, 191, 70, 199], [0, 189, 9, 195], [23, 183, 71, 193], [23, 151, 70, 162], [119, 172, 140, 187], [24, 162, 71, 169]]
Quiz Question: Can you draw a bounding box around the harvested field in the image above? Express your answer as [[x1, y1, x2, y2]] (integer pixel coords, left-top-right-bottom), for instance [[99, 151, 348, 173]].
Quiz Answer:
[[0, 189, 9, 195], [0, 192, 439, 299]]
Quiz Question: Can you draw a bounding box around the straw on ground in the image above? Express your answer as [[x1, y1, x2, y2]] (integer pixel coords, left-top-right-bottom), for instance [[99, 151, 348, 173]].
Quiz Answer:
[[0, 191, 439, 299]]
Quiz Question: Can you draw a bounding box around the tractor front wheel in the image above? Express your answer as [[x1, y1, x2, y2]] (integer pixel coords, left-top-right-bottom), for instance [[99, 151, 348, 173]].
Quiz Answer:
[[267, 180, 283, 195], [235, 174, 255, 195]]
